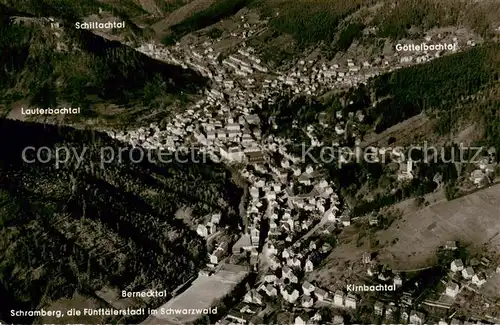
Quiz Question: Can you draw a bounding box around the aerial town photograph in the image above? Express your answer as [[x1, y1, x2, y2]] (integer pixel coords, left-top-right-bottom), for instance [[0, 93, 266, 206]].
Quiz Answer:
[[0, 0, 499, 324]]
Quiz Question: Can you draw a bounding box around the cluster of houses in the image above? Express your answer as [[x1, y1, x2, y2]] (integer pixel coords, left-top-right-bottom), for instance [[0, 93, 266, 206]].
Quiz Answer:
[[119, 21, 485, 325], [133, 29, 480, 165], [253, 240, 334, 302]]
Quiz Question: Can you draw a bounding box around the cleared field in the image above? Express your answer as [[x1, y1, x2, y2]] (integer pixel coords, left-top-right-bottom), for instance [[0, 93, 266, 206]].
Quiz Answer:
[[260, 0, 373, 45], [315, 184, 500, 287], [143, 264, 249, 324], [377, 183, 500, 269], [360, 113, 434, 148], [309, 221, 378, 290], [483, 273, 500, 299], [39, 294, 108, 324]]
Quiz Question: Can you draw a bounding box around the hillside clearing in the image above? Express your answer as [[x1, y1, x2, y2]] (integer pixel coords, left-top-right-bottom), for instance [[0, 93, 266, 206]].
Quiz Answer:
[[314, 183, 500, 288]]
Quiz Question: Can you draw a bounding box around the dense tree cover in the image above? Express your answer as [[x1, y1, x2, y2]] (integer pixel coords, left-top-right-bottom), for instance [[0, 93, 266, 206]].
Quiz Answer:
[[262, 0, 366, 46], [481, 98, 500, 152], [249, 0, 499, 63], [364, 43, 500, 133], [436, 245, 468, 267], [0, 12, 207, 112], [260, 43, 500, 217], [374, 0, 500, 39], [206, 27, 223, 39], [374, 0, 462, 39], [335, 22, 364, 52], [151, 0, 187, 14], [333, 144, 460, 216], [264, 94, 324, 127], [193, 272, 255, 325], [0, 118, 239, 323], [0, 0, 146, 20], [0, 8, 32, 92], [261, 87, 466, 215], [163, 0, 250, 45], [255, 0, 487, 50], [366, 42, 500, 153], [256, 36, 499, 220], [310, 43, 500, 152], [2, 0, 101, 18], [463, 1, 500, 38]]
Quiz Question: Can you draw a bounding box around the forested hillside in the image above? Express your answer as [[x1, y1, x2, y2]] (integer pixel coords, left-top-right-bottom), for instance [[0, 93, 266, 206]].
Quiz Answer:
[[0, 118, 239, 324], [162, 0, 250, 45], [248, 0, 499, 60], [259, 40, 500, 147], [298, 42, 500, 145], [366, 43, 500, 134], [0, 7, 207, 120]]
